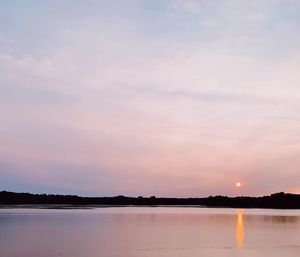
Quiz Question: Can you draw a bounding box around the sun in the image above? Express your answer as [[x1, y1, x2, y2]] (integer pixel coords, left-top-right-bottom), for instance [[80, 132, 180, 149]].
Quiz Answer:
[[236, 182, 242, 188]]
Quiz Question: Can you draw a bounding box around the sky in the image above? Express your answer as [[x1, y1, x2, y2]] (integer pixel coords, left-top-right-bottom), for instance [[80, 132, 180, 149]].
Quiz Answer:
[[1, 0, 300, 197]]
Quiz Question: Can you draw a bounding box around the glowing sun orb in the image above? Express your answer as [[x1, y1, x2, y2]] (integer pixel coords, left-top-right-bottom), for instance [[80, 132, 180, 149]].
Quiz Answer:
[[236, 182, 242, 188]]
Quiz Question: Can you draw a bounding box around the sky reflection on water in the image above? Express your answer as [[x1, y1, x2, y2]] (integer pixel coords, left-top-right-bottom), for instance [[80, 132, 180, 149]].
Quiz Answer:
[[0, 207, 300, 257]]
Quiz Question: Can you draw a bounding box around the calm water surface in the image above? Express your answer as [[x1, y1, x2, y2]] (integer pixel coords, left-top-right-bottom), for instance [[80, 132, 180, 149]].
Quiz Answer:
[[0, 207, 300, 257]]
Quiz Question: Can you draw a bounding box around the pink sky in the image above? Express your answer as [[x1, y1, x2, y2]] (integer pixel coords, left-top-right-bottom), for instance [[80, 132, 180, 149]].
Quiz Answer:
[[1, 0, 300, 197]]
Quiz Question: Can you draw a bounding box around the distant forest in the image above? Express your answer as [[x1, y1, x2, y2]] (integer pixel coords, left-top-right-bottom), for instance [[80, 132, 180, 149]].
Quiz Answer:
[[1, 191, 300, 209]]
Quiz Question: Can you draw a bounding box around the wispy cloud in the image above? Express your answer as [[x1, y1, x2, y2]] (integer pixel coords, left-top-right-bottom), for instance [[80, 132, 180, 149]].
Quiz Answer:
[[126, 85, 282, 104], [0, 0, 300, 196]]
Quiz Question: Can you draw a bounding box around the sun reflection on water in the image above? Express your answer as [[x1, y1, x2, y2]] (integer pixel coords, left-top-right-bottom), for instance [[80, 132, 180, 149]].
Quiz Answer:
[[236, 209, 244, 248]]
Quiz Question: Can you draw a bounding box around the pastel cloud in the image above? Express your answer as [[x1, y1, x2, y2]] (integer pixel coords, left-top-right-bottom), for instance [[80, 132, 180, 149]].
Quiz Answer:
[[1, 0, 300, 196]]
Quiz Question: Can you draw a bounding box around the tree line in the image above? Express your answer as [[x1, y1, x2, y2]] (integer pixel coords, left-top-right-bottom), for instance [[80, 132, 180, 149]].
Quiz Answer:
[[0, 191, 300, 208]]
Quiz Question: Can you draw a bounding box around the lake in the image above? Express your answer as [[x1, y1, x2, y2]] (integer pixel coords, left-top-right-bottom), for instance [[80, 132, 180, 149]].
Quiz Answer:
[[0, 207, 300, 257]]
